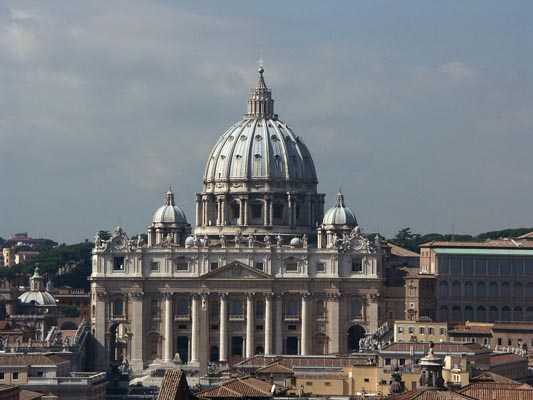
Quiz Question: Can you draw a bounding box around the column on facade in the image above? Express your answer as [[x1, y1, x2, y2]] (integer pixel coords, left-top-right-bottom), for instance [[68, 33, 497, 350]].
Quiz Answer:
[[246, 293, 255, 358], [367, 293, 379, 333], [199, 294, 209, 371], [162, 292, 174, 362], [327, 293, 340, 354], [275, 294, 283, 354], [219, 293, 228, 362], [306, 194, 313, 226], [190, 294, 200, 364], [264, 293, 273, 355], [301, 293, 310, 355], [129, 291, 144, 372], [94, 290, 108, 370]]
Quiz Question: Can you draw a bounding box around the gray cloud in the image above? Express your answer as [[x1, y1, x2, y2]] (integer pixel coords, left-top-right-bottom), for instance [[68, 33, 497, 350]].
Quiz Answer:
[[1, 1, 533, 242]]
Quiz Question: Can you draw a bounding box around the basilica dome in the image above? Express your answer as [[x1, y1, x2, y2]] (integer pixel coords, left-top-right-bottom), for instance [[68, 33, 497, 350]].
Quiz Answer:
[[152, 190, 188, 225], [203, 67, 317, 191], [322, 192, 358, 227]]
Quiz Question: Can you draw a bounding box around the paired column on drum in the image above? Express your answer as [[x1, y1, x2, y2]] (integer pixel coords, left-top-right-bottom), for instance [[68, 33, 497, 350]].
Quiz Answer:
[[245, 293, 255, 358], [162, 292, 174, 363]]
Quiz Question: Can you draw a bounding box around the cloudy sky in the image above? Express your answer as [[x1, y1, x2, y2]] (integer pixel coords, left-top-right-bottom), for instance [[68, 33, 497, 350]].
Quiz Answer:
[[1, 1, 532, 243]]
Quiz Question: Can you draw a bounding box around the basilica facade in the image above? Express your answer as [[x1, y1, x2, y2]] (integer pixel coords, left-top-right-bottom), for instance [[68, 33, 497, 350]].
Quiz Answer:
[[90, 68, 387, 374]]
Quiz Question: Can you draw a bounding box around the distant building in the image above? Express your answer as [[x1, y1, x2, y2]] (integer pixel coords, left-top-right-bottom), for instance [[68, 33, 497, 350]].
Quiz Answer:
[[393, 320, 448, 343], [0, 353, 106, 400], [420, 238, 533, 323]]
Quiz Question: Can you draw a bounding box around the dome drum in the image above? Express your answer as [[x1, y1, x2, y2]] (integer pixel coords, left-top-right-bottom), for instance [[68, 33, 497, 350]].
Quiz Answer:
[[196, 67, 324, 238]]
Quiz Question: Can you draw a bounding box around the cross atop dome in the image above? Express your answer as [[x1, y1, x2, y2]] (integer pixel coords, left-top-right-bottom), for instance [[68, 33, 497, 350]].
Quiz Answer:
[[335, 191, 345, 208], [247, 66, 275, 118]]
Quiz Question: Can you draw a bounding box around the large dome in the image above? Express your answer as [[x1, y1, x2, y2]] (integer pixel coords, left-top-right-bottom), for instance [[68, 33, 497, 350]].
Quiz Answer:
[[18, 268, 56, 307], [203, 67, 317, 191]]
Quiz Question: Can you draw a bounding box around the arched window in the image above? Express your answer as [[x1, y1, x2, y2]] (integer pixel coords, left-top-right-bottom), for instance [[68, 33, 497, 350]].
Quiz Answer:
[[439, 306, 449, 320], [464, 306, 474, 321], [489, 306, 498, 321], [477, 306, 487, 322], [514, 307, 523, 321], [526, 307, 533, 321], [477, 282, 486, 297], [439, 281, 449, 298], [464, 282, 474, 298], [501, 282, 511, 298], [489, 282, 498, 298], [249, 202, 263, 223], [451, 281, 461, 297], [502, 306, 511, 321], [527, 283, 533, 298], [514, 282, 524, 299], [451, 306, 461, 321]]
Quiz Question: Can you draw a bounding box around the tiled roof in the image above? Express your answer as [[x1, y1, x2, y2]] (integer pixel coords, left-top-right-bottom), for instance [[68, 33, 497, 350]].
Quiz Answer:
[[489, 353, 526, 366], [381, 342, 488, 355], [20, 390, 44, 400], [295, 373, 346, 380], [471, 371, 521, 384], [449, 325, 493, 335], [391, 389, 474, 399], [256, 362, 293, 374], [196, 377, 274, 399], [235, 355, 375, 369], [420, 239, 533, 249], [459, 382, 533, 400], [0, 354, 68, 366], [387, 242, 420, 257], [157, 369, 194, 400]]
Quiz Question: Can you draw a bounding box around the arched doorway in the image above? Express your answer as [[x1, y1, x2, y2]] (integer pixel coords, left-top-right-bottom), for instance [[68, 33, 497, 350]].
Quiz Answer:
[[347, 325, 366, 352], [286, 336, 299, 355], [210, 346, 219, 362], [177, 336, 189, 363]]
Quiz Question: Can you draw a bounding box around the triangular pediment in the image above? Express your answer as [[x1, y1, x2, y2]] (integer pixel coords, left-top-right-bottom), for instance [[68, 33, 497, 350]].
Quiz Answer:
[[201, 261, 272, 280]]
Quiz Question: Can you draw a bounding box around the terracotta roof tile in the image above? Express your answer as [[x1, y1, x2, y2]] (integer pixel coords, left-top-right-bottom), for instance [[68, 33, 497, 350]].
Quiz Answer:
[[157, 369, 194, 400], [459, 382, 533, 400], [392, 389, 474, 399], [420, 239, 533, 249], [19, 390, 43, 400], [196, 377, 274, 399], [381, 342, 488, 355], [256, 362, 293, 374], [0, 354, 69, 367], [489, 353, 526, 366]]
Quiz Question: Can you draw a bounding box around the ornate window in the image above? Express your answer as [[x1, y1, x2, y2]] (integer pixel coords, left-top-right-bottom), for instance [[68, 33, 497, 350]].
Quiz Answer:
[[175, 298, 190, 319], [316, 300, 327, 320], [150, 261, 160, 272], [113, 257, 125, 271], [175, 258, 189, 272], [229, 299, 244, 319], [285, 299, 299, 320], [316, 263, 325, 272], [489, 306, 498, 321], [255, 300, 264, 320], [439, 281, 449, 298], [112, 300, 124, 318], [351, 257, 362, 273]]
